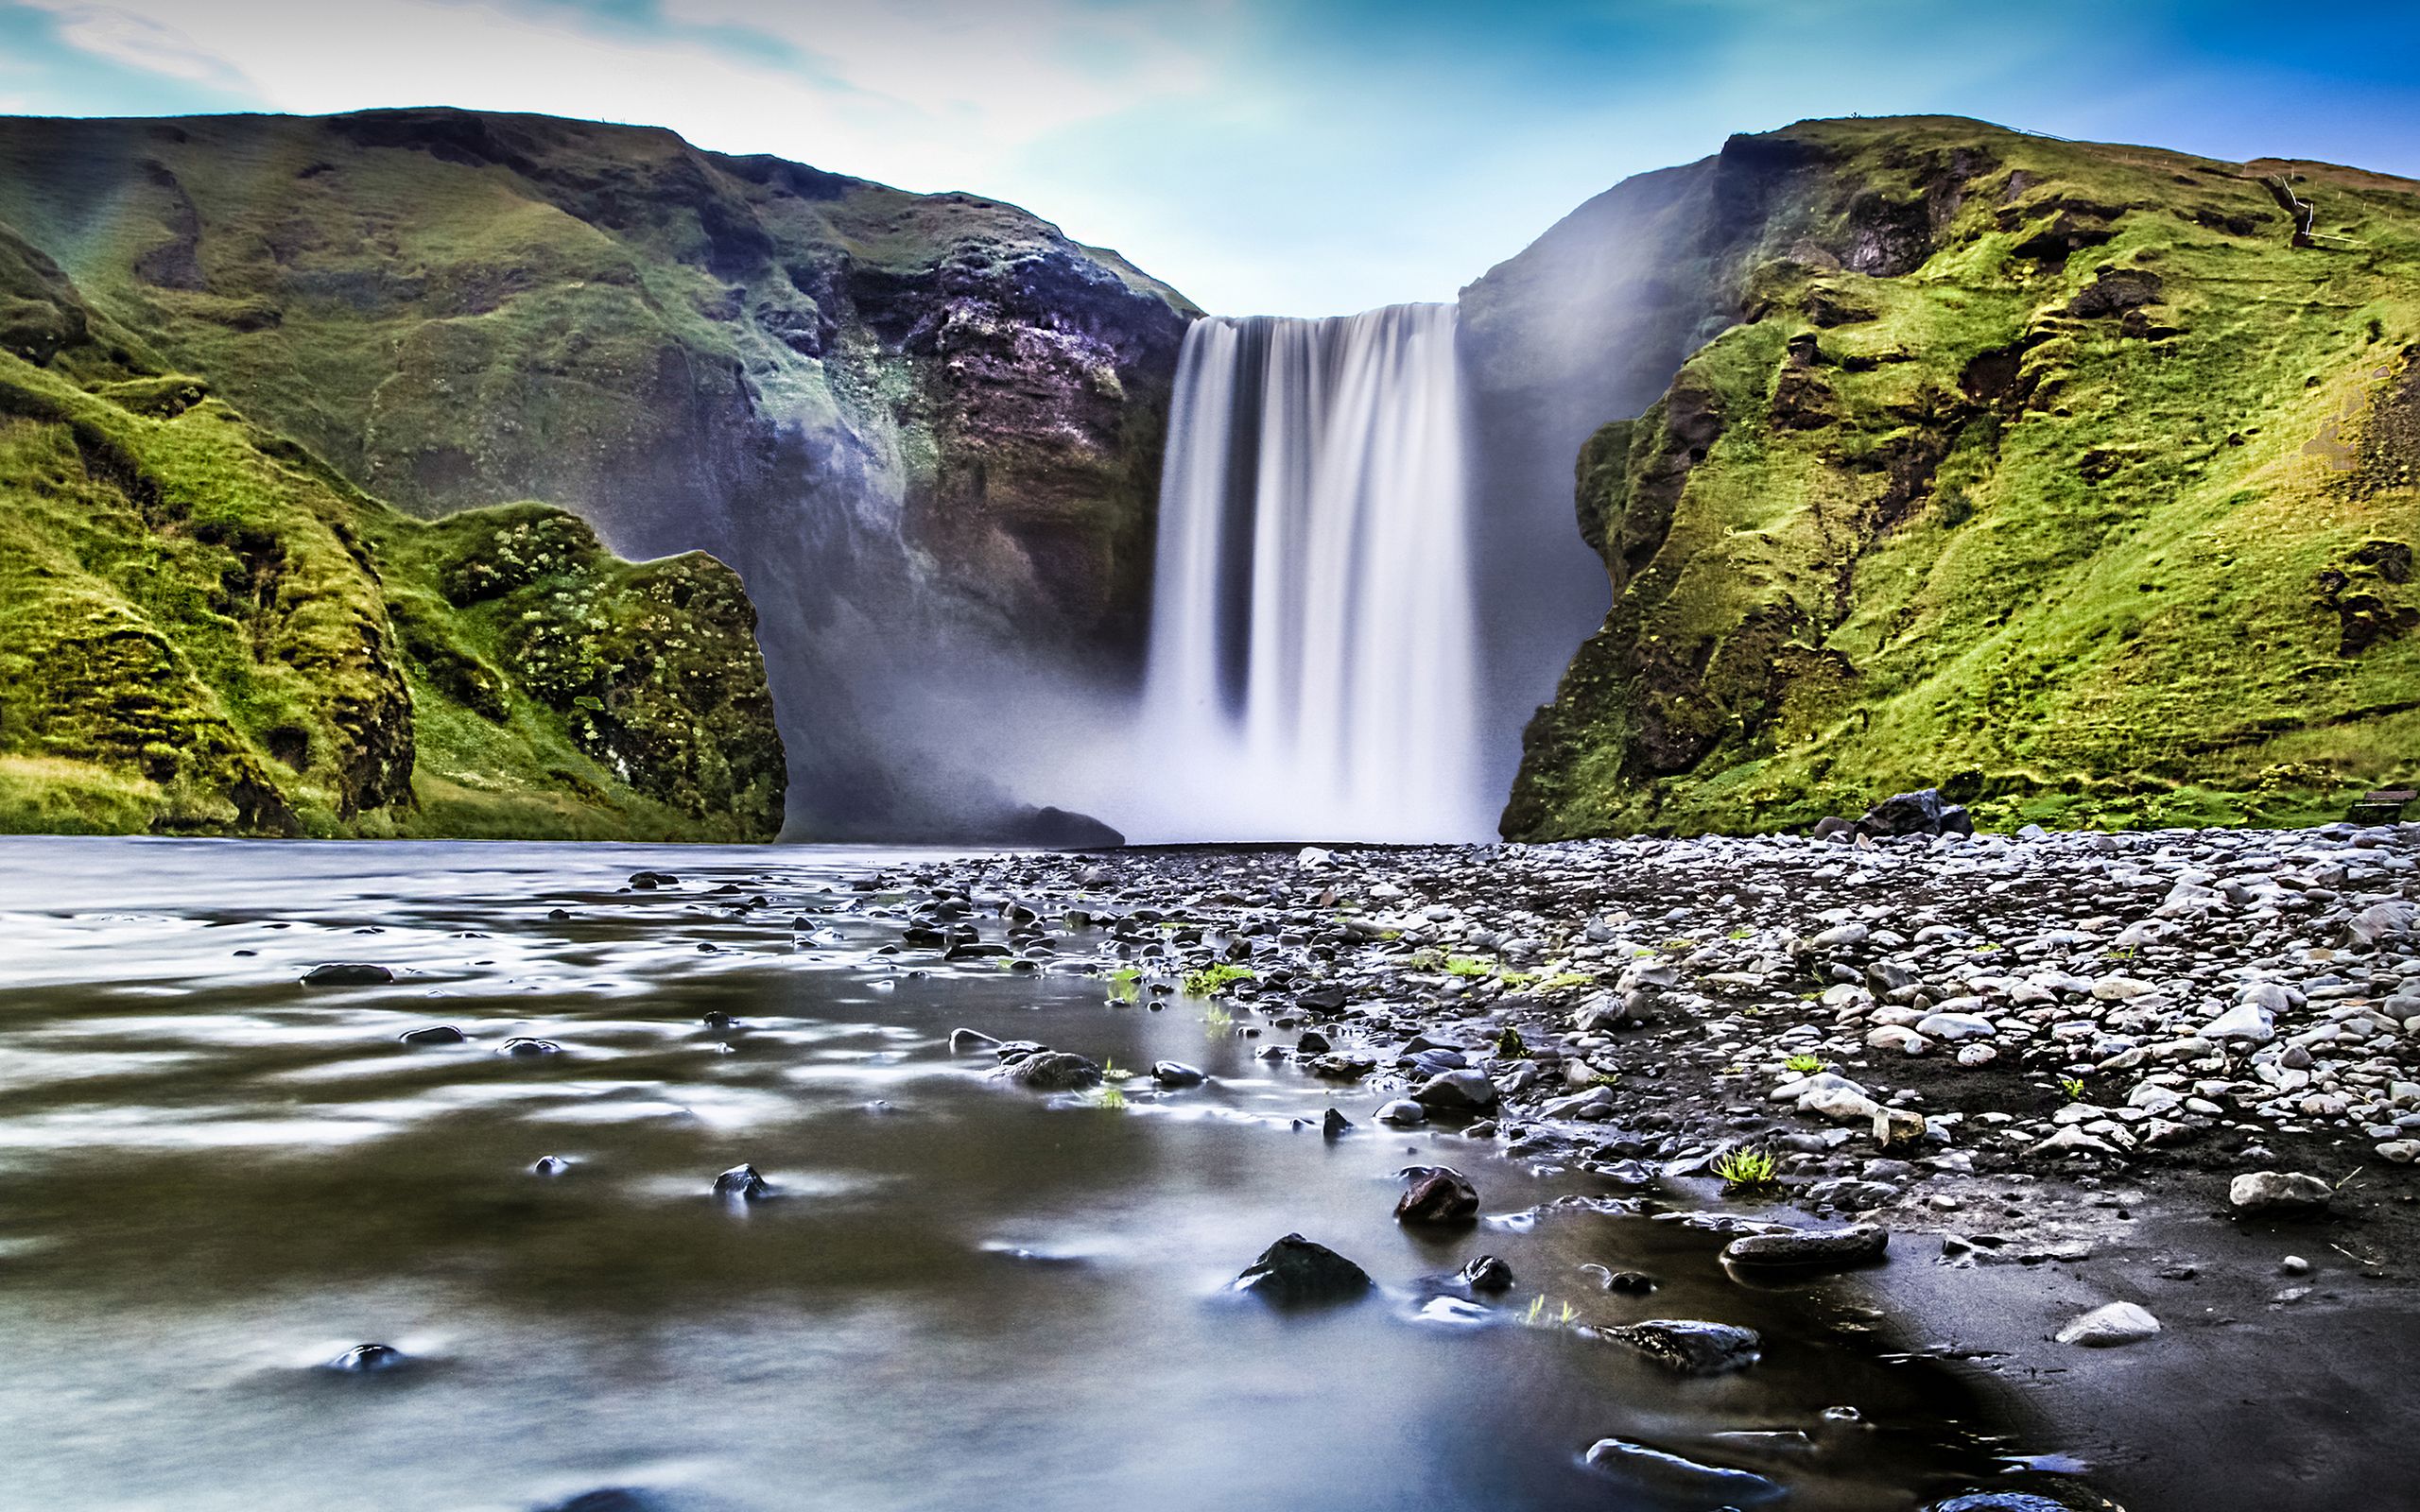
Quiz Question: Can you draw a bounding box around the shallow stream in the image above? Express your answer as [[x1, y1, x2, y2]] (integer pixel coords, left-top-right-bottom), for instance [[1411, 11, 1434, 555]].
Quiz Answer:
[[0, 838, 2046, 1511]]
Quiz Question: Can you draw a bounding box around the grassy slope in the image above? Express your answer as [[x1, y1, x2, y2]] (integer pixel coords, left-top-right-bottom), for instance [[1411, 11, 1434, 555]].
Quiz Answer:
[[0, 111, 1193, 637], [1507, 117, 2420, 837], [0, 224, 783, 840]]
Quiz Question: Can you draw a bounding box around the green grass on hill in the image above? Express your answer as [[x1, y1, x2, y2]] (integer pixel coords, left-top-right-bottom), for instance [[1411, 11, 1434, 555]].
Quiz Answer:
[[0, 219, 784, 840], [1507, 117, 2420, 837]]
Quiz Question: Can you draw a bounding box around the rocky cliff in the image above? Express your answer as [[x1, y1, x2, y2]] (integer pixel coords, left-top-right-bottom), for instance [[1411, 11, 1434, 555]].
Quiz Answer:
[[0, 219, 783, 839], [0, 109, 1195, 837], [1491, 116, 2420, 836]]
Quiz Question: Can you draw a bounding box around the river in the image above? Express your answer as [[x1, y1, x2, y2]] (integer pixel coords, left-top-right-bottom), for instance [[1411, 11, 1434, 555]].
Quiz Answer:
[[0, 837, 2035, 1511]]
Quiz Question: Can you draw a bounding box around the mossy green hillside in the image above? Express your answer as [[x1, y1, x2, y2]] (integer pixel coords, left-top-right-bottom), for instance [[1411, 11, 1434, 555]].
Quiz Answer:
[[0, 225, 782, 839], [1506, 117, 2420, 838]]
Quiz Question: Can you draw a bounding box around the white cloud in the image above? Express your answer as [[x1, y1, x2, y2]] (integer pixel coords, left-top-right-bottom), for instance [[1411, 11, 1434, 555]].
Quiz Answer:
[[16, 0, 251, 85]]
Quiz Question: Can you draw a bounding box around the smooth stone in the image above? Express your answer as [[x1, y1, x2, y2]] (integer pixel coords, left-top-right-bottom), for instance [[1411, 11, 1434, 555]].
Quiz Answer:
[[1394, 1165, 1479, 1225], [2054, 1300, 2161, 1347], [530, 1155, 571, 1177], [1321, 1108, 1352, 1139], [1913, 1011, 1996, 1042], [1151, 1060, 1207, 1087], [1411, 1068, 1500, 1113], [713, 1163, 770, 1200], [1721, 1223, 1890, 1273], [2228, 1170, 2333, 1215], [2201, 1001, 2276, 1042], [302, 963, 392, 987], [325, 1342, 406, 1373], [500, 1037, 562, 1057], [1375, 1097, 1427, 1126], [397, 1025, 465, 1046], [1233, 1233, 1372, 1307], [1582, 1438, 1785, 1504]]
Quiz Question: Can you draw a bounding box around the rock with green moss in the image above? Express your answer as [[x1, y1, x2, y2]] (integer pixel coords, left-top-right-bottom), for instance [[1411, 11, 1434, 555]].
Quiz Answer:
[[0, 227, 782, 840], [0, 109, 1195, 835], [1490, 116, 2420, 838]]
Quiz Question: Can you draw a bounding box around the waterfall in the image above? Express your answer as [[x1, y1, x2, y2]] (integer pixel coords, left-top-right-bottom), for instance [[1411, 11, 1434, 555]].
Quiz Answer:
[[1134, 304, 1488, 842]]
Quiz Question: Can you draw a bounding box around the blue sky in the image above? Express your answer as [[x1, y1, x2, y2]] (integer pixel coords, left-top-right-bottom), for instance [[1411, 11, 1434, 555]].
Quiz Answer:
[[2, 0, 2415, 314]]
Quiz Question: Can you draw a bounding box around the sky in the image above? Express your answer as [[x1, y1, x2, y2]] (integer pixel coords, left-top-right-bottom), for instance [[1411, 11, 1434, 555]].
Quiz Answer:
[[1, 0, 2416, 315]]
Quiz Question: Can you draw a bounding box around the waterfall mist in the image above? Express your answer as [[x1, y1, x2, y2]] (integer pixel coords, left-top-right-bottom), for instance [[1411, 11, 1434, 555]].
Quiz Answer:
[[1122, 305, 1489, 843]]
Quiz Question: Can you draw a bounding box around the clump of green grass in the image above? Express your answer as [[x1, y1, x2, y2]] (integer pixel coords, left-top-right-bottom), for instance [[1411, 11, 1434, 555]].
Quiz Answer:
[[1105, 966, 1141, 1004], [1712, 1146, 1780, 1191], [1784, 1053, 1824, 1074], [2059, 1075, 2087, 1101], [1443, 955, 1494, 978], [1096, 1084, 1128, 1111], [1495, 1026, 1530, 1058], [1181, 964, 1256, 997], [1201, 1004, 1236, 1033]]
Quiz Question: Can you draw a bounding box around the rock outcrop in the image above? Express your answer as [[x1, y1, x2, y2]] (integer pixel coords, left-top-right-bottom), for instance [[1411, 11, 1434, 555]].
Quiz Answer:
[[0, 223, 782, 839], [1485, 117, 2420, 838], [0, 109, 1195, 837]]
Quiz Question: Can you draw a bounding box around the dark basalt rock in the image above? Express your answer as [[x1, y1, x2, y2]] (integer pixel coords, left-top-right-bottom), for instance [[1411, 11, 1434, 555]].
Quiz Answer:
[[531, 1155, 570, 1177], [991, 1050, 1102, 1091], [1321, 1107, 1351, 1139], [629, 871, 680, 890], [1458, 1254, 1515, 1293], [994, 805, 1125, 850], [713, 1162, 769, 1199], [302, 963, 392, 987], [325, 1342, 407, 1373], [1151, 1060, 1206, 1087], [1722, 1223, 1890, 1273], [1395, 1166, 1480, 1226], [1593, 1319, 1763, 1374], [535, 1490, 668, 1512], [500, 1037, 562, 1057], [397, 1024, 465, 1045], [1853, 787, 1973, 839], [1233, 1233, 1372, 1307], [1297, 984, 1348, 1013]]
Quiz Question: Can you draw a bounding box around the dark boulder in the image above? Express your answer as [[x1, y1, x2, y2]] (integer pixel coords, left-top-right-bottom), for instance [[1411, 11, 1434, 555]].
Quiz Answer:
[[629, 871, 680, 889], [302, 963, 392, 987], [398, 1024, 465, 1045], [531, 1155, 571, 1177], [1151, 1060, 1207, 1087], [1458, 1254, 1515, 1293], [992, 1049, 1103, 1091], [1395, 1166, 1480, 1225], [1593, 1319, 1762, 1374], [995, 805, 1125, 849], [1854, 787, 1974, 839], [1233, 1233, 1373, 1307], [500, 1037, 562, 1057], [325, 1342, 407, 1373], [1321, 1107, 1351, 1139], [713, 1162, 769, 1199]]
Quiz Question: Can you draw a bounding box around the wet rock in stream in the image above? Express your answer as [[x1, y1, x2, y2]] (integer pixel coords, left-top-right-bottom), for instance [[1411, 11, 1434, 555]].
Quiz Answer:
[[713, 1163, 770, 1200], [1233, 1233, 1373, 1307], [1395, 1165, 1480, 1224], [324, 1342, 408, 1373], [397, 1024, 465, 1045], [1591, 1319, 1763, 1374], [301, 963, 392, 987], [1582, 1437, 1786, 1504]]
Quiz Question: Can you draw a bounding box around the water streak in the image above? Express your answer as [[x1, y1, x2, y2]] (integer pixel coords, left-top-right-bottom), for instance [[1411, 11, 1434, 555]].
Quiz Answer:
[[1137, 305, 1487, 841]]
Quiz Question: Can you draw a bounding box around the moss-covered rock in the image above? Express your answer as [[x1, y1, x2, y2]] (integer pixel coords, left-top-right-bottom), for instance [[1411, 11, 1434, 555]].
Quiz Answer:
[[1503, 117, 2420, 838], [0, 226, 783, 840], [0, 110, 1195, 834]]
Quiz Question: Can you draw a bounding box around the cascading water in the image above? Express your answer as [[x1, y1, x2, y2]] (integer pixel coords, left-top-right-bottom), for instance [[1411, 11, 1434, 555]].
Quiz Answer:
[[1133, 304, 1489, 842]]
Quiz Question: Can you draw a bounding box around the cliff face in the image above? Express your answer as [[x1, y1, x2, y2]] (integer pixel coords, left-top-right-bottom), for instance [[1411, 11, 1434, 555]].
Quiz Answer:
[[0, 109, 1194, 836], [1495, 116, 2420, 837], [0, 220, 783, 840]]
